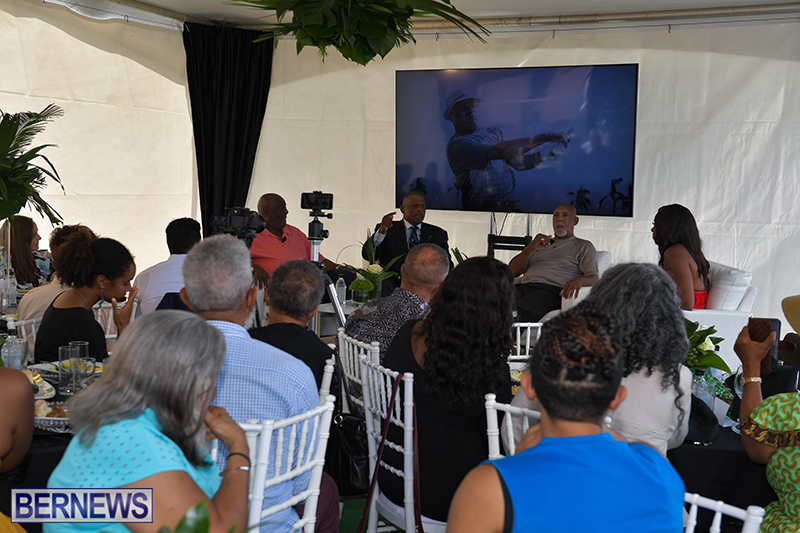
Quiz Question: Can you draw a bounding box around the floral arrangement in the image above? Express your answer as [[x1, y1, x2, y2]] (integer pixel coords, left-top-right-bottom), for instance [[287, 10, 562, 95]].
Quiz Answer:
[[685, 318, 731, 374], [348, 278, 374, 292], [345, 229, 401, 299]]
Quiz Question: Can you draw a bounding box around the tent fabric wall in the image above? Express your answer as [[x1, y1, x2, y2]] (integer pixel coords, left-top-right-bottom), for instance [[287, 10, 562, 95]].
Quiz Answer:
[[2, 0, 799, 334], [249, 23, 800, 334], [0, 0, 194, 272]]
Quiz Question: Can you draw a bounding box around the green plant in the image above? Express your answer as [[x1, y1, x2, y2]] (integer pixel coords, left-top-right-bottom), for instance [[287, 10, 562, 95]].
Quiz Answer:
[[349, 278, 375, 292], [345, 229, 401, 291], [154, 501, 238, 533], [227, 0, 489, 66], [685, 318, 731, 373], [0, 104, 64, 224], [451, 247, 467, 264]]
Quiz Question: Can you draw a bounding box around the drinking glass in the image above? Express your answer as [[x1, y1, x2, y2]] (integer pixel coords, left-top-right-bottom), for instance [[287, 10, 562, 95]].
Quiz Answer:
[[78, 358, 96, 389], [58, 345, 80, 396]]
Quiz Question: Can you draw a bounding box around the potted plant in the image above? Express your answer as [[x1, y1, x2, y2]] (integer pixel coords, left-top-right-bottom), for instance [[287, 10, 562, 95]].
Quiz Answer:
[[228, 0, 489, 66], [345, 229, 401, 301], [349, 278, 375, 303], [0, 104, 65, 225], [0, 104, 65, 300]]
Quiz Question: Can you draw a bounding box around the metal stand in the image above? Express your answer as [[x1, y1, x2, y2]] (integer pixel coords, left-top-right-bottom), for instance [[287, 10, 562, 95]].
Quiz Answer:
[[308, 210, 347, 334], [487, 212, 534, 257]]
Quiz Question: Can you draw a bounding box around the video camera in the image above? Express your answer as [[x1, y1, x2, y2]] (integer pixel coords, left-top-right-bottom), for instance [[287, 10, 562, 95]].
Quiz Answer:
[[210, 207, 266, 248]]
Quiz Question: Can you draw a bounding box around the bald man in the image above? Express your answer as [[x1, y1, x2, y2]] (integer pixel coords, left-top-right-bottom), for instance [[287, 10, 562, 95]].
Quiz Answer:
[[508, 203, 599, 322], [250, 193, 342, 288]]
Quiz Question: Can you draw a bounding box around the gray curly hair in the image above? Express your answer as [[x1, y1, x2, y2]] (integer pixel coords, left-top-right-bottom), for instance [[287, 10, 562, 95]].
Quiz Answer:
[[584, 263, 688, 422]]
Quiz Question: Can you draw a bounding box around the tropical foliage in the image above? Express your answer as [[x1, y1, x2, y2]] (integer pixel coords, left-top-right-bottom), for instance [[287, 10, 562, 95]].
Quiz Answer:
[[685, 318, 730, 373], [0, 104, 64, 224], [227, 0, 489, 66]]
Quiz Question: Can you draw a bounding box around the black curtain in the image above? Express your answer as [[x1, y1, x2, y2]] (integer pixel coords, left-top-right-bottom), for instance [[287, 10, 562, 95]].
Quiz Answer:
[[183, 23, 273, 236]]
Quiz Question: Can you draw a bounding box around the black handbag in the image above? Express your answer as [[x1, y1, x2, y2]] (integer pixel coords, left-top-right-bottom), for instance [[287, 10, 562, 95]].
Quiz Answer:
[[324, 353, 370, 496]]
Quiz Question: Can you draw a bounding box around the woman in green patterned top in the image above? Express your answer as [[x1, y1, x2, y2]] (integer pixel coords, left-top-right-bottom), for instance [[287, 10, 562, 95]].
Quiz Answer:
[[734, 323, 799, 532]]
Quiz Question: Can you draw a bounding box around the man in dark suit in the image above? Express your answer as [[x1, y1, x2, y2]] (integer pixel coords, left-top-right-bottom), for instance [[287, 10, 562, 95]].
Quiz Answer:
[[363, 191, 452, 292]]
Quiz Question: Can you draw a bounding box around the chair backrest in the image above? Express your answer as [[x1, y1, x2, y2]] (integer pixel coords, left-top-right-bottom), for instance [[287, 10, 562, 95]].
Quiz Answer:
[[509, 322, 542, 362], [360, 357, 416, 533], [6, 317, 41, 360], [319, 356, 335, 404], [683, 492, 764, 533], [705, 261, 756, 312], [485, 393, 541, 459], [338, 327, 380, 413], [212, 396, 335, 532]]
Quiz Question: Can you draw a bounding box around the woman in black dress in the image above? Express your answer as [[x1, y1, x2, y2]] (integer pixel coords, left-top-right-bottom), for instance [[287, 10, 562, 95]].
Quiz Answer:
[[380, 256, 514, 521]]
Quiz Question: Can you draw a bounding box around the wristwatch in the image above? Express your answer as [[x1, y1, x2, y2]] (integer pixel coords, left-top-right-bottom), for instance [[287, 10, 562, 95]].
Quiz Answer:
[[741, 376, 762, 385]]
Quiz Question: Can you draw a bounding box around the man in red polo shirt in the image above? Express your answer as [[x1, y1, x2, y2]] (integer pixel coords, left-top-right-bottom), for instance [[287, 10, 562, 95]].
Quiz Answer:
[[250, 193, 342, 288]]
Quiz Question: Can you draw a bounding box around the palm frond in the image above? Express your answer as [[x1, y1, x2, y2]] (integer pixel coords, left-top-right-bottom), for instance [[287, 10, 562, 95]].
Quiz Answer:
[[0, 104, 64, 225], [8, 104, 64, 155]]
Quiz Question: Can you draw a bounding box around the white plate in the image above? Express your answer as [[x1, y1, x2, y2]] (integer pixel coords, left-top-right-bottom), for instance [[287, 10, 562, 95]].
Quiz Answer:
[[34, 401, 71, 433], [28, 362, 58, 380], [34, 380, 55, 400]]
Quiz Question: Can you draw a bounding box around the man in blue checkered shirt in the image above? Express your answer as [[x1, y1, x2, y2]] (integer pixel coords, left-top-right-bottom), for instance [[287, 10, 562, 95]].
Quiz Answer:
[[444, 90, 570, 211], [181, 235, 339, 533]]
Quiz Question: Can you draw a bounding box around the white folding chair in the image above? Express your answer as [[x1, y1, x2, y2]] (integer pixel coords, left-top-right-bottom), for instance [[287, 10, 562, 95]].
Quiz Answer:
[[94, 299, 138, 341], [212, 395, 336, 532], [360, 357, 446, 533], [319, 356, 335, 404], [683, 492, 764, 533], [485, 393, 541, 459], [337, 327, 379, 414], [6, 317, 41, 360], [509, 322, 543, 362]]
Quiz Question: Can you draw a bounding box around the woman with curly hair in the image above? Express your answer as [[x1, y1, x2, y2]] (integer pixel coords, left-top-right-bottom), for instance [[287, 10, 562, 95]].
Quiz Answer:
[[1, 215, 51, 290], [505, 263, 692, 456], [652, 203, 710, 310], [448, 303, 684, 533], [34, 229, 138, 362], [380, 256, 514, 521]]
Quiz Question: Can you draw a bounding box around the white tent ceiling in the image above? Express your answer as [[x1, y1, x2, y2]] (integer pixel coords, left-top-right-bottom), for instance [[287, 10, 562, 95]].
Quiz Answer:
[[116, 0, 800, 26]]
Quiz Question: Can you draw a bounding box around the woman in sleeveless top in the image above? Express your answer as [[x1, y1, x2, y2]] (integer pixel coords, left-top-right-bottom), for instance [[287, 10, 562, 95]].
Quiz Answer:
[[652, 204, 710, 310]]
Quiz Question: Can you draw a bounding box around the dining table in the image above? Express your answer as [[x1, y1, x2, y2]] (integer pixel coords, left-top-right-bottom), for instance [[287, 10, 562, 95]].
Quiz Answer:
[[668, 425, 776, 533]]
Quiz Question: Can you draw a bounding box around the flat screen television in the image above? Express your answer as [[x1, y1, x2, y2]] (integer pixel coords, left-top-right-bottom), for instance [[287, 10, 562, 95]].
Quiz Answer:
[[395, 64, 638, 216]]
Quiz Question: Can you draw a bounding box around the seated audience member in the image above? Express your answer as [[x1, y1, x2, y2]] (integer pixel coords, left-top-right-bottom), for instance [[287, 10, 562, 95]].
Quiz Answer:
[[0, 368, 34, 531], [134, 217, 200, 316], [734, 307, 796, 533], [35, 232, 138, 362], [249, 259, 336, 390], [508, 203, 598, 322], [18, 225, 97, 321], [447, 303, 685, 533], [380, 257, 514, 522], [181, 235, 339, 533], [0, 215, 51, 291], [504, 263, 692, 456], [344, 243, 449, 359], [46, 312, 249, 533], [250, 193, 346, 289], [652, 203, 710, 310], [364, 191, 452, 292], [17, 225, 109, 355]]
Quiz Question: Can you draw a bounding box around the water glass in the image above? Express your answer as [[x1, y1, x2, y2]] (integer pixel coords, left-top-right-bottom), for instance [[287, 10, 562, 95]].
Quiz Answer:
[[58, 345, 80, 396], [69, 341, 89, 359], [78, 358, 96, 388]]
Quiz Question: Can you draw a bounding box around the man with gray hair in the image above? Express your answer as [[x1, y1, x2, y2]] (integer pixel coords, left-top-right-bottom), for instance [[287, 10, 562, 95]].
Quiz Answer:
[[345, 243, 449, 359], [249, 259, 336, 389], [180, 235, 339, 533]]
